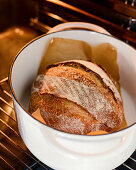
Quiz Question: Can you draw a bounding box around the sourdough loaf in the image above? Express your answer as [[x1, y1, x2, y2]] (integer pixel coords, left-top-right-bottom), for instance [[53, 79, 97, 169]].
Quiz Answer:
[[30, 60, 124, 135]]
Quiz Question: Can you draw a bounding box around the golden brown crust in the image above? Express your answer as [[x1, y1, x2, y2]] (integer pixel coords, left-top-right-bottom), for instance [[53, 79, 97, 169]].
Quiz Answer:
[[30, 60, 124, 135]]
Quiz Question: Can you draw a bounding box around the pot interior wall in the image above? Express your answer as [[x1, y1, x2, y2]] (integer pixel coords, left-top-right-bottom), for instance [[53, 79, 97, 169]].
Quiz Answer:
[[11, 30, 136, 128]]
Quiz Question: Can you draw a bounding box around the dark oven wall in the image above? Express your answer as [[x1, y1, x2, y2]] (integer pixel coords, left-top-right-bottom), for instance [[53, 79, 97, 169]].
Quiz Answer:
[[0, 0, 37, 32]]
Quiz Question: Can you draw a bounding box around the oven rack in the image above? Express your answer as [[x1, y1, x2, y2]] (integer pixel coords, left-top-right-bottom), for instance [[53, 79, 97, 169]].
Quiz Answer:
[[30, 0, 136, 47], [0, 77, 136, 170], [0, 77, 52, 170]]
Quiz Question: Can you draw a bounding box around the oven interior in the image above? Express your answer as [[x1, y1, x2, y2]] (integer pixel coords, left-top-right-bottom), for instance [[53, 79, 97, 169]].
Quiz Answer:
[[0, 0, 136, 169]]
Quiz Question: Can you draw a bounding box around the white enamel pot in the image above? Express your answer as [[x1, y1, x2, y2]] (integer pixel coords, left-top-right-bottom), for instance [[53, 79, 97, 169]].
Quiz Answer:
[[9, 30, 136, 170]]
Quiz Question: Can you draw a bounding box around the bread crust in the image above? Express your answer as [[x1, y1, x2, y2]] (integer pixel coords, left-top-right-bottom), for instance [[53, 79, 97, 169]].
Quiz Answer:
[[30, 60, 124, 135]]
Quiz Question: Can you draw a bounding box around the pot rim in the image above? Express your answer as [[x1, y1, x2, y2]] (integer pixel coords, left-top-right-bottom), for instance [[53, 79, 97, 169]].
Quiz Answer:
[[9, 30, 136, 138]]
